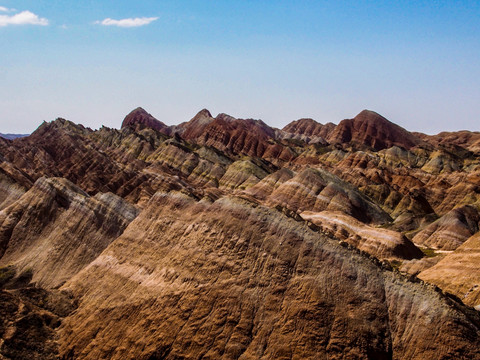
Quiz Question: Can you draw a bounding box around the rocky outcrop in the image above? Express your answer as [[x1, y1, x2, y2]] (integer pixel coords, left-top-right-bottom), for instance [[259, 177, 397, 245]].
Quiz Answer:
[[419, 130, 480, 154], [219, 160, 270, 190], [301, 211, 423, 260], [0, 269, 76, 360], [0, 162, 32, 211], [0, 119, 138, 195]]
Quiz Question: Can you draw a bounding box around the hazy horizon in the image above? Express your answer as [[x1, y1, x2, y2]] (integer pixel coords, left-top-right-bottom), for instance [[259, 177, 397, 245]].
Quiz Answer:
[[1, 1, 479, 134]]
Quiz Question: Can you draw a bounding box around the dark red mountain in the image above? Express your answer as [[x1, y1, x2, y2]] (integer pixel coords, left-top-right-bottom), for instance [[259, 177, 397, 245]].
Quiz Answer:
[[121, 107, 169, 133], [327, 110, 423, 150]]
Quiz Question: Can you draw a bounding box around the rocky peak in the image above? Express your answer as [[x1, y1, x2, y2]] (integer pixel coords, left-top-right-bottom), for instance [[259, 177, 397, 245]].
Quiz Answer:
[[283, 118, 319, 131], [327, 109, 423, 150], [31, 118, 90, 138], [178, 110, 279, 157], [187, 108, 215, 127], [121, 107, 168, 132], [355, 109, 388, 123], [194, 108, 213, 119]]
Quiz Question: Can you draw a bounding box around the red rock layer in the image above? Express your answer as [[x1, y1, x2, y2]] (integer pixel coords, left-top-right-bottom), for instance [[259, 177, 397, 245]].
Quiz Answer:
[[328, 110, 423, 150], [175, 110, 294, 161]]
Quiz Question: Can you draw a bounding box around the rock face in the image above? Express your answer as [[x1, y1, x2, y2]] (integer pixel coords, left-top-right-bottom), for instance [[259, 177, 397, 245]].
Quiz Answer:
[[0, 177, 138, 288], [0, 162, 32, 210], [1, 107, 480, 359], [59, 193, 480, 359]]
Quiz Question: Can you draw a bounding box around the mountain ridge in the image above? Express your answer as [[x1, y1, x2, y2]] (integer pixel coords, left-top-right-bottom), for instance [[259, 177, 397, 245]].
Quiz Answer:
[[120, 107, 465, 152], [1, 107, 480, 359]]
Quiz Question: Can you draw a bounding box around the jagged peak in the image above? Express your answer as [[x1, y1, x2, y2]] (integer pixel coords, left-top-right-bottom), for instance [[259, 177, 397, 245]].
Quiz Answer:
[[282, 117, 335, 141], [32, 118, 90, 137]]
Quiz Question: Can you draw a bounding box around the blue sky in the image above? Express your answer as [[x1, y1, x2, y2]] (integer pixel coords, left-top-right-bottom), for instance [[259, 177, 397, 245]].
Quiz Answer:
[[1, 1, 479, 134]]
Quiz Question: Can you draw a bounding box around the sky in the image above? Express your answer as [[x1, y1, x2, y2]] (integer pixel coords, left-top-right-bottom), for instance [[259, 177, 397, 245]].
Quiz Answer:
[[0, 1, 479, 135]]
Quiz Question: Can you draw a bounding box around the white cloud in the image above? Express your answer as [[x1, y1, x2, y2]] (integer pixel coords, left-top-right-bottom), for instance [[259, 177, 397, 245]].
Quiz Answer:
[[0, 6, 9, 12], [0, 10, 49, 27], [96, 17, 158, 28]]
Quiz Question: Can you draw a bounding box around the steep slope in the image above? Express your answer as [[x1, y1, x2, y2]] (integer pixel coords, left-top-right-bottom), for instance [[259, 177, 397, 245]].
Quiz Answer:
[[413, 205, 480, 250], [0, 161, 33, 210], [58, 192, 480, 359], [0, 177, 138, 288], [218, 159, 270, 190], [419, 232, 480, 309]]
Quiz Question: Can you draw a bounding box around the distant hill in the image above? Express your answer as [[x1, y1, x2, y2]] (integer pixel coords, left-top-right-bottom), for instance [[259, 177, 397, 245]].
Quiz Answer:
[[0, 133, 29, 140]]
